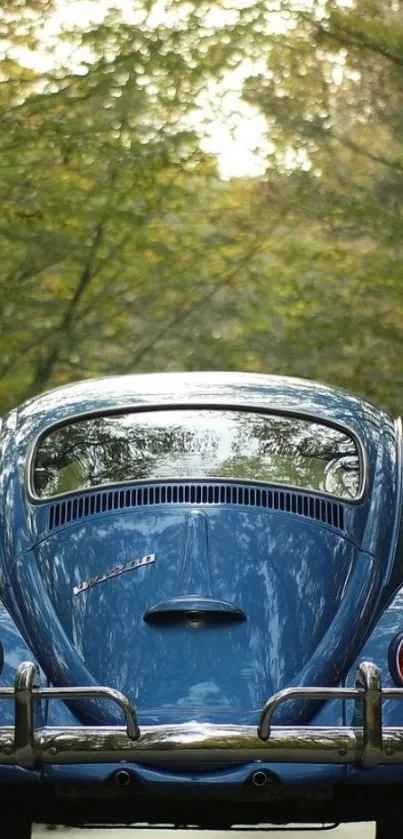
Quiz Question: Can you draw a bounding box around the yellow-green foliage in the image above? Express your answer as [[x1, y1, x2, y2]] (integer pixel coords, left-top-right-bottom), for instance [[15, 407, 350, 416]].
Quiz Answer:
[[1, 1, 403, 415]]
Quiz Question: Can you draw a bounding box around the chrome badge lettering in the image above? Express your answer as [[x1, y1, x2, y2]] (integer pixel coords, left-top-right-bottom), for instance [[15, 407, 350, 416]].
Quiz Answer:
[[73, 553, 155, 596]]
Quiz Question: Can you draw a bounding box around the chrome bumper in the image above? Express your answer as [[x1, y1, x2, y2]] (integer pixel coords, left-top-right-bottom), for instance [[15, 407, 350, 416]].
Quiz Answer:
[[1, 661, 403, 771]]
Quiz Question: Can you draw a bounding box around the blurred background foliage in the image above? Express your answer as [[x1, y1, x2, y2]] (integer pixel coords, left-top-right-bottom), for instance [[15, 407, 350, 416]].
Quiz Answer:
[[1, 0, 403, 414]]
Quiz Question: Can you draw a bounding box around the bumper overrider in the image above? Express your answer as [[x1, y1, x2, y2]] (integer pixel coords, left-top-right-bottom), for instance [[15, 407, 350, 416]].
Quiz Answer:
[[1, 661, 403, 772]]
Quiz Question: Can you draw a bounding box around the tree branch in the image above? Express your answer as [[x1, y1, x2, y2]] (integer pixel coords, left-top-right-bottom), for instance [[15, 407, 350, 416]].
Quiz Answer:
[[315, 18, 403, 70], [23, 214, 108, 398], [330, 130, 403, 174], [124, 226, 285, 372]]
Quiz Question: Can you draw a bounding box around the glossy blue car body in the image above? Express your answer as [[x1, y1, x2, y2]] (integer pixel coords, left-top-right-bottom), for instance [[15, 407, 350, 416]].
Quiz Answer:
[[2, 371, 403, 830]]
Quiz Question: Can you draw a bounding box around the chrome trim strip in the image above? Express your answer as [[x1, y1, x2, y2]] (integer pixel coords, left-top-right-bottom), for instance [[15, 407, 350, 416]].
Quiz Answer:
[[2, 661, 403, 770], [385, 416, 403, 585]]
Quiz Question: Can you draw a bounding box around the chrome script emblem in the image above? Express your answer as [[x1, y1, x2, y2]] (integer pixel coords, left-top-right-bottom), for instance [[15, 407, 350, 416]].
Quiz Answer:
[[73, 553, 155, 596]]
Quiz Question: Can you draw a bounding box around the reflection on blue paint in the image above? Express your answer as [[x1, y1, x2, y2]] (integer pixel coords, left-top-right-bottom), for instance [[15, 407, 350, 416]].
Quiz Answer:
[[0, 371, 403, 793], [12, 505, 371, 726]]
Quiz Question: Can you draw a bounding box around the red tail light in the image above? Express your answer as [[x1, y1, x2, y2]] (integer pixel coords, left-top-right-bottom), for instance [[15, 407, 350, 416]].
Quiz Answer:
[[389, 633, 403, 684]]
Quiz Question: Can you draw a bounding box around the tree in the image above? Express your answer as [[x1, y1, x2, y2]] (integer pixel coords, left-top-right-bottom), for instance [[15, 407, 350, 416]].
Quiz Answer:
[[0, 1, 271, 410], [3, 0, 403, 415], [236, 0, 403, 413]]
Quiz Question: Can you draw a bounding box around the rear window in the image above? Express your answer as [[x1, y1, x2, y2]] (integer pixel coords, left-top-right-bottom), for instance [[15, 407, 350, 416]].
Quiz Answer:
[[32, 409, 361, 501]]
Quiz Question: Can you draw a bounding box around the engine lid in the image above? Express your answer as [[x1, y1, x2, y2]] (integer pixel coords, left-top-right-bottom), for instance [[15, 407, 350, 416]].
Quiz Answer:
[[10, 502, 379, 726]]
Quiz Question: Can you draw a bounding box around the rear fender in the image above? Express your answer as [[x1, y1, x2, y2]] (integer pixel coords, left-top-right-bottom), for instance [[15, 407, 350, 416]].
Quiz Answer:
[[344, 585, 403, 784], [346, 584, 403, 726], [0, 598, 44, 715], [0, 599, 42, 782]]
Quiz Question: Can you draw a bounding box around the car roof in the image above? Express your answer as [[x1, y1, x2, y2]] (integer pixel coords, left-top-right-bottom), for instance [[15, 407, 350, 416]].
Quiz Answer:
[[11, 371, 387, 448]]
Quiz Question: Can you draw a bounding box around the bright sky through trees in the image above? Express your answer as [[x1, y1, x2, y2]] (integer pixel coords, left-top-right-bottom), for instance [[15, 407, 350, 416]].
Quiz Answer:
[[10, 0, 270, 177]]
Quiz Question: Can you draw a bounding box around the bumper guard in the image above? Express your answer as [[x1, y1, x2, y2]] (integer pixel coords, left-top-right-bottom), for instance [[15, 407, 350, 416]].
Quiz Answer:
[[1, 661, 403, 771]]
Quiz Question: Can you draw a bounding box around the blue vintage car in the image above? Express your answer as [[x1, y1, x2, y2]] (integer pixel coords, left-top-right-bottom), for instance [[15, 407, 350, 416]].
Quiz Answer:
[[1, 371, 403, 835]]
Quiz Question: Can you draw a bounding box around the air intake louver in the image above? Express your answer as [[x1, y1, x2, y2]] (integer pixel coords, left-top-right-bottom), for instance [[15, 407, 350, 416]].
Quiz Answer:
[[48, 482, 345, 532]]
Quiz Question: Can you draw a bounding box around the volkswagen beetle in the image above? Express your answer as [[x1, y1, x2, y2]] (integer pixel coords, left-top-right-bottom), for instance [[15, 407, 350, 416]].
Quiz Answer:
[[2, 371, 403, 836]]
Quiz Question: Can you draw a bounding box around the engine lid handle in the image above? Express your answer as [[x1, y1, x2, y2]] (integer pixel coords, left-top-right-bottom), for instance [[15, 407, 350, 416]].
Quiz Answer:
[[143, 596, 246, 625]]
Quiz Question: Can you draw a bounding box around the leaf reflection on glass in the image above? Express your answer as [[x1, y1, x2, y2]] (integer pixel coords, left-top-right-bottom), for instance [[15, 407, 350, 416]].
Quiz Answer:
[[34, 409, 361, 500]]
